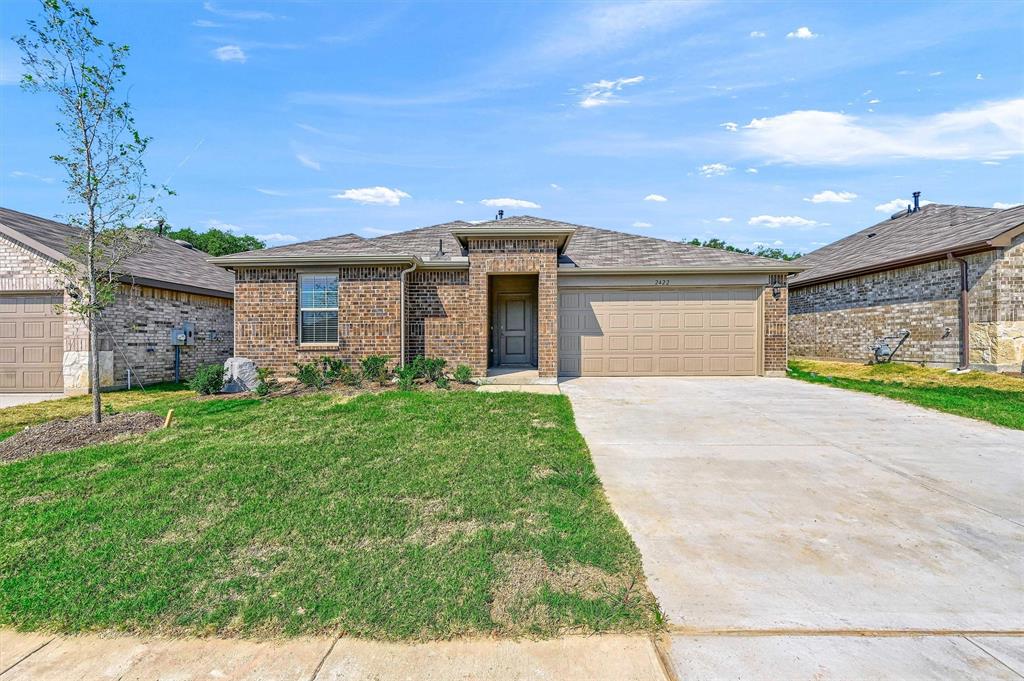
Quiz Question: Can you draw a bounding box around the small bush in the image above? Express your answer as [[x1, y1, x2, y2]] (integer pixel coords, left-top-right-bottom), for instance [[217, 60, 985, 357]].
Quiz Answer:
[[453, 364, 473, 384], [319, 356, 348, 380], [418, 357, 447, 381], [337, 365, 361, 387], [291, 362, 327, 390], [189, 364, 225, 395], [395, 364, 417, 391], [435, 375, 450, 390], [254, 367, 279, 396], [360, 355, 392, 383]]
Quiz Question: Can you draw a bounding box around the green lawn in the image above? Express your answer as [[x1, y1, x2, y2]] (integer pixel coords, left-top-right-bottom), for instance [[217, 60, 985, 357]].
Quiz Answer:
[[788, 359, 1024, 430], [0, 389, 660, 639]]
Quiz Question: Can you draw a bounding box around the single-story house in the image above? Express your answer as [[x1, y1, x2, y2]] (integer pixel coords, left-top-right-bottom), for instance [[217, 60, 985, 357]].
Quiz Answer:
[[211, 215, 799, 380], [789, 198, 1024, 372], [0, 207, 235, 394]]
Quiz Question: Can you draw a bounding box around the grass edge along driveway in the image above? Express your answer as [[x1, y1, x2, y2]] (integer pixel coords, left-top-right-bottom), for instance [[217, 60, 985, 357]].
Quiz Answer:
[[788, 358, 1024, 430], [0, 389, 662, 640]]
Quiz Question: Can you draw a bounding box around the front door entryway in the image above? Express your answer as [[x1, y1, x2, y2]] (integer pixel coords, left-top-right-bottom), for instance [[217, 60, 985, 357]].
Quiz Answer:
[[496, 292, 534, 365]]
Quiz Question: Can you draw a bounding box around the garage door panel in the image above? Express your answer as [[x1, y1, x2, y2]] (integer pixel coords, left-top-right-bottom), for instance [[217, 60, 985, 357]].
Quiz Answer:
[[0, 294, 64, 393], [559, 287, 759, 376]]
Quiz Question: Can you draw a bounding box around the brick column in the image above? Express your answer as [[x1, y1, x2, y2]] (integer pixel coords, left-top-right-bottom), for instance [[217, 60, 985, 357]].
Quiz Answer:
[[763, 275, 788, 376]]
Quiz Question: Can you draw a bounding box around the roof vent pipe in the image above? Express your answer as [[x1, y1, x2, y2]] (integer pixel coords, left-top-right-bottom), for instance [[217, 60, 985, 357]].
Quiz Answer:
[[496, 210, 504, 221], [912, 191, 921, 212], [436, 238, 444, 257]]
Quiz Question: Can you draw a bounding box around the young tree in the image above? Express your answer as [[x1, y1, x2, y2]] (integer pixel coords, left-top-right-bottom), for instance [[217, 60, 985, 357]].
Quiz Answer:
[[17, 0, 163, 424]]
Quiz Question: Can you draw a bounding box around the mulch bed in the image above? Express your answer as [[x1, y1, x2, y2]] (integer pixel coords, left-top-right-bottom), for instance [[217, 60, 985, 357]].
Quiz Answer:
[[0, 412, 165, 463]]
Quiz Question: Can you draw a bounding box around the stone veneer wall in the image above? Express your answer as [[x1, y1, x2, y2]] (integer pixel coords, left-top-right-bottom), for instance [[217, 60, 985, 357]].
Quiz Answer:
[[405, 269, 475, 368], [233, 265, 402, 375], [467, 238, 559, 377], [970, 235, 1023, 370], [762, 276, 789, 375], [789, 245, 1020, 369]]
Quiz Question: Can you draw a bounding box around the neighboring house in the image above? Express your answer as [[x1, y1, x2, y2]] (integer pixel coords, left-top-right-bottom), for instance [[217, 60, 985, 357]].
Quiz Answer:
[[789, 199, 1024, 372], [0, 207, 234, 394], [211, 215, 798, 380]]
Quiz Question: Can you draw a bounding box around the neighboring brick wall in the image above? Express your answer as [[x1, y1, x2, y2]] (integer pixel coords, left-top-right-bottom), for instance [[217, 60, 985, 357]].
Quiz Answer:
[[468, 238, 559, 377], [762, 276, 788, 375], [405, 269, 476, 367], [96, 284, 233, 387], [0, 234, 62, 292], [788, 248, 1013, 368], [970, 236, 1024, 370], [233, 265, 402, 376]]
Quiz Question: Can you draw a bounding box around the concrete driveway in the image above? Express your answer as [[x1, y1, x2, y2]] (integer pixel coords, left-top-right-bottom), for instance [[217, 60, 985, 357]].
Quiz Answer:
[[561, 377, 1024, 680], [0, 393, 64, 409]]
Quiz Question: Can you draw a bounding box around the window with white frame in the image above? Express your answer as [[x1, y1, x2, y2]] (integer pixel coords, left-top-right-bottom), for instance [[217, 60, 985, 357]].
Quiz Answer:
[[299, 273, 339, 343]]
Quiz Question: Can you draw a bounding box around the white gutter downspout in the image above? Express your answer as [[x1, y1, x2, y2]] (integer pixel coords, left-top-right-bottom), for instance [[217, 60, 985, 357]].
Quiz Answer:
[[399, 261, 418, 367]]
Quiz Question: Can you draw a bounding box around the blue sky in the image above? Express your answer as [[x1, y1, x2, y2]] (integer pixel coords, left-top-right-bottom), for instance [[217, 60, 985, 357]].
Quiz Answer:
[[1, 1, 1022, 253]]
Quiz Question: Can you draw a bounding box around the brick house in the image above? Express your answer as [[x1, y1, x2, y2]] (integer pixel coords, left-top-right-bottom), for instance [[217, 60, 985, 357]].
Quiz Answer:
[[789, 200, 1024, 372], [0, 207, 234, 395], [211, 216, 799, 380]]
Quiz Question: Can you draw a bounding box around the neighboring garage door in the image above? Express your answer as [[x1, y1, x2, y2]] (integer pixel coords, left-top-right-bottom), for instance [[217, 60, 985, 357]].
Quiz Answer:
[[558, 287, 759, 376], [0, 294, 64, 392]]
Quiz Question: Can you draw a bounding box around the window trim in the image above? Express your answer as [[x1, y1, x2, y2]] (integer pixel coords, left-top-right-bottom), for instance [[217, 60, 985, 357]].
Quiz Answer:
[[297, 271, 339, 346]]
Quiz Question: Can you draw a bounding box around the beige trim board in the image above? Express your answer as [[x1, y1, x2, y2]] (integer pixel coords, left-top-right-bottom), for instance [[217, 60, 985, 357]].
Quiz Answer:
[[559, 273, 772, 288]]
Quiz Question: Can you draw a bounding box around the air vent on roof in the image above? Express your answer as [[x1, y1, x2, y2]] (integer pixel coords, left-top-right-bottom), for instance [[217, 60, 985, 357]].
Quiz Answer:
[[173, 239, 195, 249], [867, 232, 877, 238], [495, 210, 504, 221]]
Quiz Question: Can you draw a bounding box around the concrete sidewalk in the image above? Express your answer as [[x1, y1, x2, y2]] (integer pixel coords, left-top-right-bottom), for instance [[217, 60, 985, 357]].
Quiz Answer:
[[0, 631, 670, 681]]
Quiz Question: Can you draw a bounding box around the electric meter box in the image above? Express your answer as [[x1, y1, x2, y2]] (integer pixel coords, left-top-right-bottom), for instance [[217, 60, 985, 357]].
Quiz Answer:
[[170, 321, 196, 346]]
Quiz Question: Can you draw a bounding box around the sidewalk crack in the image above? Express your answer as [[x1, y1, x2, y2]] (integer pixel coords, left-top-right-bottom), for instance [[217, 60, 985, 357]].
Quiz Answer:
[[0, 637, 54, 677]]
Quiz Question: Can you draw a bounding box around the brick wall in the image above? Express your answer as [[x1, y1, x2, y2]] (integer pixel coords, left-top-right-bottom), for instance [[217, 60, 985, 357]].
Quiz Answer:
[[762, 276, 788, 375], [97, 284, 234, 387], [405, 269, 476, 368], [788, 248, 1012, 369], [234, 265, 402, 376], [468, 238, 559, 377]]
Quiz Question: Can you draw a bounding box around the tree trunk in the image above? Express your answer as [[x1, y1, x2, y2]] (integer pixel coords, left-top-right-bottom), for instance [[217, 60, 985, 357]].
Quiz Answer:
[[88, 231, 101, 425]]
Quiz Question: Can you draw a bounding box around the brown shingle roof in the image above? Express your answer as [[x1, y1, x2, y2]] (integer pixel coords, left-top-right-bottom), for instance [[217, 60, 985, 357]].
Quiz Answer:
[[0, 207, 235, 297], [789, 204, 1024, 287], [212, 233, 397, 262]]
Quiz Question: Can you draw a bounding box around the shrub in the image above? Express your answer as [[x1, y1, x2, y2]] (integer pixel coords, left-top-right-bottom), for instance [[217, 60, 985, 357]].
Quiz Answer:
[[421, 357, 447, 381], [189, 364, 225, 395], [453, 364, 473, 384], [435, 375, 450, 390], [291, 362, 327, 390], [395, 364, 417, 391], [360, 355, 392, 383], [254, 367, 279, 396], [337, 365, 361, 387], [319, 356, 348, 380]]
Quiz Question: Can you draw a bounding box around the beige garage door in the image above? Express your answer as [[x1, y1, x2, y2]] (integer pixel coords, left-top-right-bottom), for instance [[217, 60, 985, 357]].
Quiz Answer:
[[558, 287, 760, 376], [0, 294, 64, 392]]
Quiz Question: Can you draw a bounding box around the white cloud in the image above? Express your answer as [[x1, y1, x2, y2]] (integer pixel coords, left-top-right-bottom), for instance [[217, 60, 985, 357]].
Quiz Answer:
[[455, 199, 465, 205], [874, 198, 934, 213], [699, 163, 733, 177], [578, 75, 645, 108], [786, 26, 817, 39], [643, 194, 668, 202], [255, 187, 287, 196], [745, 167, 759, 174], [203, 2, 277, 20], [212, 45, 247, 63], [748, 215, 825, 229], [804, 190, 858, 204], [632, 221, 652, 228], [361, 227, 397, 236], [982, 161, 1001, 166], [976, 73, 984, 80], [9, 170, 54, 183], [749, 31, 766, 38], [550, 183, 563, 190], [715, 217, 733, 223], [868, 99, 880, 104], [192, 19, 223, 28], [739, 98, 1024, 165], [295, 154, 321, 171], [993, 202, 1022, 209], [480, 197, 541, 208], [720, 122, 739, 132], [256, 232, 298, 244], [930, 71, 944, 77], [333, 186, 411, 206]]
